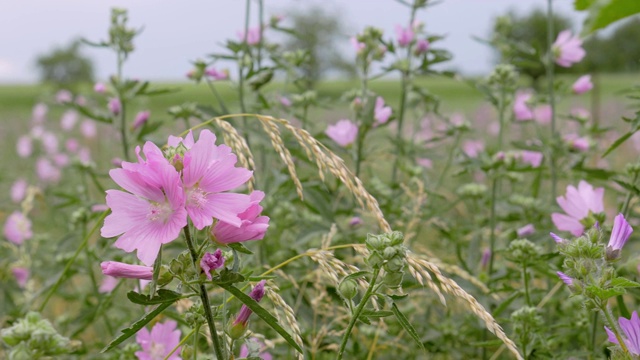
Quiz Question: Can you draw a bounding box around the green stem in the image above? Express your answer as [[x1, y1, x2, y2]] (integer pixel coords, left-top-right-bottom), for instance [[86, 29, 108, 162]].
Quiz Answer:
[[522, 263, 531, 306], [590, 312, 598, 356], [487, 177, 498, 280], [336, 266, 381, 360], [546, 0, 557, 201], [621, 172, 639, 217], [435, 133, 462, 190], [205, 79, 229, 114], [355, 63, 369, 177], [183, 226, 226, 360], [116, 51, 130, 161], [600, 305, 629, 354]]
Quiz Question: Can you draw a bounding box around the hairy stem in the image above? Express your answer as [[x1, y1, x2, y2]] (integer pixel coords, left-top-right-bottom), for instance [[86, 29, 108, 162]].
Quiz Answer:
[[621, 172, 639, 217], [183, 225, 226, 359], [600, 305, 629, 354], [337, 266, 381, 360], [546, 0, 557, 201]]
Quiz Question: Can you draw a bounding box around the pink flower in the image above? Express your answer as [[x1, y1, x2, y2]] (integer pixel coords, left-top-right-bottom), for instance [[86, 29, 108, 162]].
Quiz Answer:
[[41, 131, 59, 153], [572, 75, 593, 94], [101, 142, 188, 265], [557, 271, 573, 287], [481, 248, 491, 269], [99, 276, 118, 293], [462, 140, 484, 158], [513, 91, 534, 121], [80, 120, 97, 139], [326, 119, 358, 147], [239, 338, 273, 360], [233, 280, 266, 327], [11, 179, 28, 203], [3, 211, 32, 245], [205, 68, 229, 81], [200, 249, 225, 280], [12, 267, 29, 288], [564, 134, 590, 151], [32, 103, 48, 124], [176, 130, 252, 230], [60, 110, 78, 131], [349, 216, 363, 227], [395, 25, 414, 47], [94, 82, 106, 94], [374, 97, 392, 125], [133, 110, 151, 130], [78, 147, 92, 164], [36, 158, 61, 183], [56, 89, 72, 104], [553, 30, 586, 67], [571, 107, 590, 121], [520, 150, 543, 167], [66, 138, 80, 153], [517, 224, 535, 237], [75, 96, 87, 106], [279, 96, 292, 107], [605, 311, 640, 355], [551, 180, 604, 236], [350, 37, 365, 54], [238, 27, 262, 45], [417, 158, 432, 169], [136, 320, 182, 360], [108, 98, 121, 115], [414, 39, 430, 55], [101, 261, 154, 280], [212, 190, 269, 244], [17, 136, 32, 158], [534, 105, 552, 125], [607, 213, 633, 251], [52, 153, 70, 167]]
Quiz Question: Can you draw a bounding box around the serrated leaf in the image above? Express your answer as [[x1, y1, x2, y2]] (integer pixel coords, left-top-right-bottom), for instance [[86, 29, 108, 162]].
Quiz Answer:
[[102, 301, 175, 352], [611, 277, 640, 289], [228, 242, 253, 255], [126, 289, 182, 305], [602, 131, 633, 158], [391, 302, 425, 351], [586, 284, 626, 300], [219, 283, 302, 353]]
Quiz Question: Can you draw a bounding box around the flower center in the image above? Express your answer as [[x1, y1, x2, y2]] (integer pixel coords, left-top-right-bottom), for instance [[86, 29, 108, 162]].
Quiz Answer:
[[148, 201, 172, 223], [187, 186, 208, 209], [149, 341, 166, 360]]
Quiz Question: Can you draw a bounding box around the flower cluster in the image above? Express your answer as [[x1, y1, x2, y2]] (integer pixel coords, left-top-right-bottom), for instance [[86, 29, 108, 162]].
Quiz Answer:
[[100, 129, 269, 265]]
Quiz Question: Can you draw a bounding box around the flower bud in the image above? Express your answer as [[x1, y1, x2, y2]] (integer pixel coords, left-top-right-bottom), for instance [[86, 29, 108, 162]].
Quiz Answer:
[[382, 272, 404, 289], [384, 257, 406, 273], [338, 278, 358, 300], [366, 252, 384, 268]]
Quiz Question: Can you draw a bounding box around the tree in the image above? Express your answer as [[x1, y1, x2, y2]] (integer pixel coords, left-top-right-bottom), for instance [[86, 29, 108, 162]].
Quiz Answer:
[[282, 5, 356, 86], [491, 9, 573, 88], [35, 40, 94, 90], [578, 17, 640, 72]]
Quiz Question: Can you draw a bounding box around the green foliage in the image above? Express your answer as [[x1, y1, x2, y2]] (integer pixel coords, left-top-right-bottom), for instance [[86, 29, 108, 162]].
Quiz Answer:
[[575, 0, 640, 33], [35, 40, 94, 90]]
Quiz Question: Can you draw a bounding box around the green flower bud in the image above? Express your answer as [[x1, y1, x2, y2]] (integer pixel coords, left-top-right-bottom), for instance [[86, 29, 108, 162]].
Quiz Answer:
[[383, 247, 398, 260], [382, 271, 404, 289], [228, 319, 247, 340], [181, 345, 194, 359], [365, 234, 385, 252], [157, 265, 174, 286], [366, 252, 384, 268], [338, 278, 358, 300], [457, 183, 488, 198], [384, 257, 406, 273], [505, 239, 542, 265]]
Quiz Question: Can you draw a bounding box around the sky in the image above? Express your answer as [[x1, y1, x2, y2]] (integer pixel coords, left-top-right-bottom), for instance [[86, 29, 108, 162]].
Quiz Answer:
[[0, 0, 586, 83]]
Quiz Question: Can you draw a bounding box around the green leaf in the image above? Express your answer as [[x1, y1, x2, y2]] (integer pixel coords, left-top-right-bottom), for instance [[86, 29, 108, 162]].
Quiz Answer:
[[71, 104, 112, 123], [360, 310, 394, 319], [574, 0, 596, 11], [583, 0, 640, 33], [611, 277, 640, 289], [391, 302, 425, 351], [342, 271, 371, 282], [211, 269, 246, 285], [614, 180, 640, 196], [126, 289, 182, 305], [586, 284, 626, 300], [219, 283, 303, 353], [102, 301, 175, 352], [602, 131, 633, 158], [228, 242, 253, 255], [387, 293, 409, 301]]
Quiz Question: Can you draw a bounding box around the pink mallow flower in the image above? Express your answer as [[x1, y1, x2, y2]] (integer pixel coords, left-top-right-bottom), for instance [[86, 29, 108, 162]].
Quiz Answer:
[[200, 249, 225, 280], [12, 267, 29, 288], [80, 120, 97, 139], [132, 110, 151, 130], [233, 280, 266, 327], [32, 103, 48, 125], [136, 320, 182, 360], [572, 75, 593, 94], [56, 89, 72, 104], [205, 68, 229, 81], [66, 138, 80, 153], [36, 158, 61, 183], [417, 158, 432, 169], [100, 261, 153, 280], [553, 30, 586, 68], [534, 105, 552, 125], [513, 91, 534, 121], [101, 142, 188, 265], [564, 134, 590, 152], [17, 136, 32, 158], [517, 224, 536, 237], [99, 276, 118, 293], [3, 211, 32, 245], [41, 131, 59, 153], [60, 110, 78, 131], [238, 27, 262, 45], [326, 120, 358, 147], [462, 140, 484, 158], [11, 179, 28, 203], [520, 150, 543, 168], [395, 25, 414, 47], [414, 39, 430, 55], [94, 82, 106, 94], [551, 180, 604, 236], [172, 130, 252, 230], [605, 311, 640, 356], [108, 98, 121, 115], [557, 271, 573, 287], [374, 97, 392, 125], [607, 213, 633, 252], [571, 108, 590, 121], [212, 190, 269, 244], [350, 37, 365, 54]]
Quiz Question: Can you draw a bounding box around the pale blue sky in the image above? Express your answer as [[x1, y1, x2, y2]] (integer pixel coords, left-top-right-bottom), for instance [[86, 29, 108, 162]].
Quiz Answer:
[[0, 0, 586, 83]]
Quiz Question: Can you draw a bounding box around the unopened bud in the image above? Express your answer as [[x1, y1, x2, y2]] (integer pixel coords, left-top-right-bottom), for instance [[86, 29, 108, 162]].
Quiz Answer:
[[338, 278, 358, 300]]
